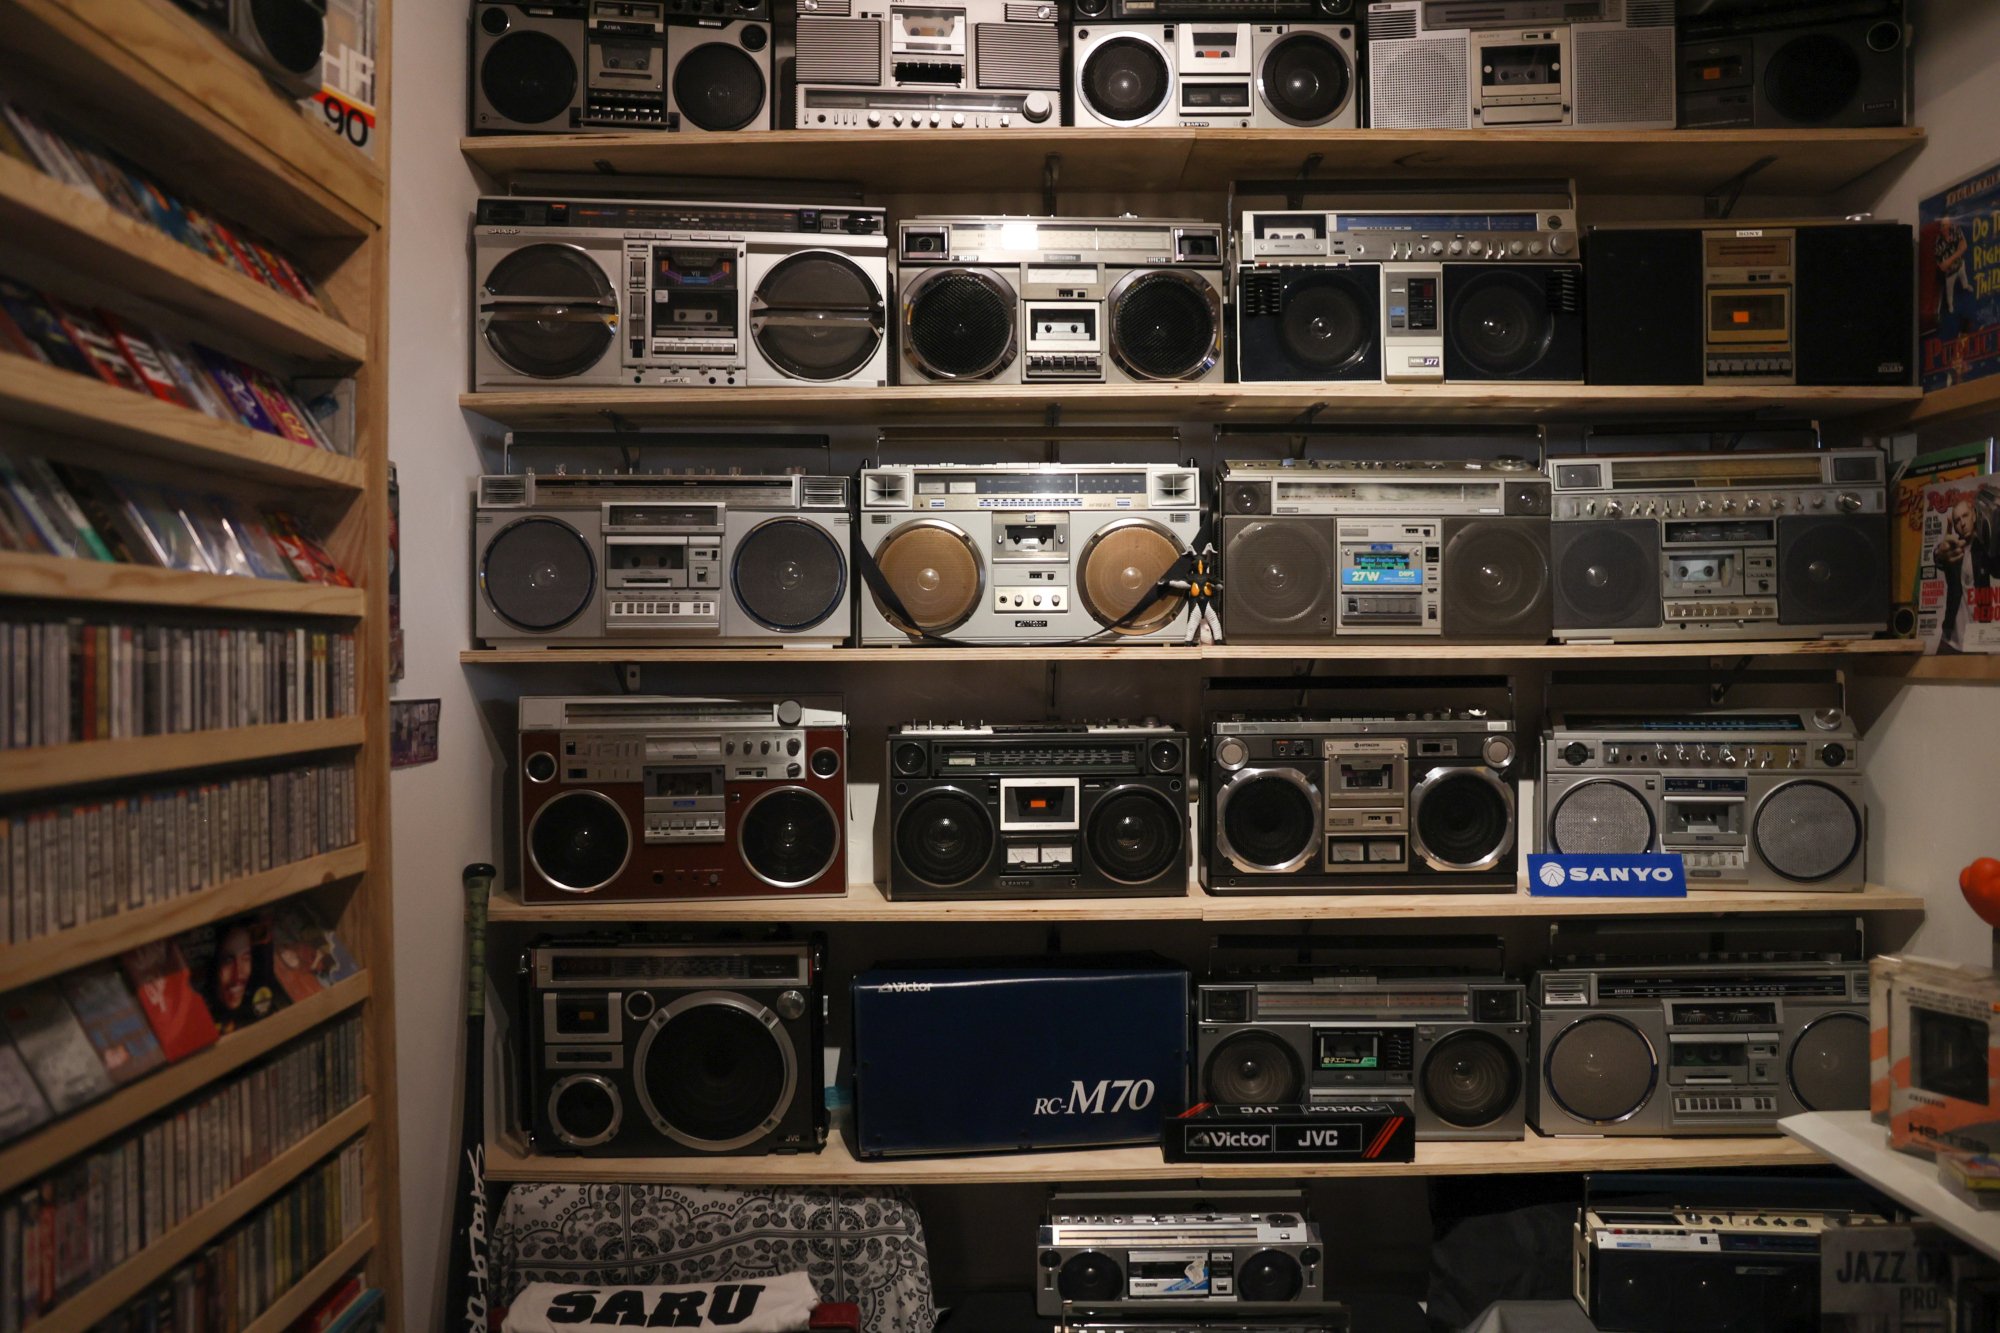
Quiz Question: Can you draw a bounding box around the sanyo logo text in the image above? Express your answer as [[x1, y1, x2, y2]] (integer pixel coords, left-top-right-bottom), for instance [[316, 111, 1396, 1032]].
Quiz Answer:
[[1563, 866, 1678, 884], [1033, 1079, 1156, 1116]]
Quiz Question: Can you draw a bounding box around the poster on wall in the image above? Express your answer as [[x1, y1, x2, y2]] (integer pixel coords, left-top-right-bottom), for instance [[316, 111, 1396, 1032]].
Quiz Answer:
[[391, 699, 440, 768], [1919, 159, 2000, 393], [1916, 472, 2000, 654], [302, 0, 379, 159]]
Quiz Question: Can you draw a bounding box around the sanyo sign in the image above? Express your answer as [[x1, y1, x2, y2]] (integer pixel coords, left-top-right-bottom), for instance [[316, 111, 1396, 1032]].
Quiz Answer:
[[1527, 853, 1688, 898]]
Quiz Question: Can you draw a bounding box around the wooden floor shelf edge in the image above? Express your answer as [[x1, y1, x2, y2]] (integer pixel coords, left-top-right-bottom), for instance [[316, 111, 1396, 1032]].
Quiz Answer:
[[0, 974, 371, 1195], [0, 550, 368, 618], [0, 844, 369, 990], [28, 1099, 375, 1333], [0, 716, 366, 797]]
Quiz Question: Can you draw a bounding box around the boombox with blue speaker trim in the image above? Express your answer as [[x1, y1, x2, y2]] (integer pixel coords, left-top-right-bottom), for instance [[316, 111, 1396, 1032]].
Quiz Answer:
[[851, 960, 1191, 1157]]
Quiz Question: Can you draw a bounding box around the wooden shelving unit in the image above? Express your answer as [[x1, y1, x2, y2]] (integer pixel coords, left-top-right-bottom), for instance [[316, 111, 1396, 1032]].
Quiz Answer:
[[489, 880, 1925, 925], [0, 0, 399, 1326], [486, 1122, 1822, 1186], [1870, 374, 2000, 433], [1782, 1112, 2000, 1263]]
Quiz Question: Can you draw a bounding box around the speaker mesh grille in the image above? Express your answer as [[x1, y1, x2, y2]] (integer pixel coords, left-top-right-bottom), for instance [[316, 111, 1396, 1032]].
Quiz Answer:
[[1546, 1017, 1655, 1124], [1422, 1029, 1521, 1129], [672, 41, 766, 131], [1222, 518, 1335, 637], [1550, 781, 1653, 855], [1753, 780, 1860, 882], [734, 519, 846, 632], [1442, 518, 1551, 639], [481, 30, 578, 125], [483, 518, 596, 631], [1573, 26, 1674, 126], [1112, 273, 1217, 380], [1789, 1013, 1868, 1112], [1280, 271, 1374, 371], [795, 16, 883, 84], [1777, 515, 1890, 628], [1204, 1031, 1303, 1104], [906, 270, 1015, 379], [1369, 38, 1467, 128], [975, 22, 1062, 90], [1552, 521, 1660, 630]]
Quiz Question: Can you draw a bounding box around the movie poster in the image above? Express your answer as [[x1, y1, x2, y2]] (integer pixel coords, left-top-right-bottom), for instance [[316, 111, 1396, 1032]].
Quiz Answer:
[[1916, 472, 2000, 654], [1919, 160, 2000, 393]]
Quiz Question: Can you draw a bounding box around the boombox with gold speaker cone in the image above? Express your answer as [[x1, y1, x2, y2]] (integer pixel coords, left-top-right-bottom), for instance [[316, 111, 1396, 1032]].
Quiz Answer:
[[1218, 458, 1553, 643], [517, 696, 847, 904], [857, 463, 1203, 645]]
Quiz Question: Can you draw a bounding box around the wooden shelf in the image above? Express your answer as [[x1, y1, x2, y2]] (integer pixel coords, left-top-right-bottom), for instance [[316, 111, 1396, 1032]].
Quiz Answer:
[[31, 1098, 373, 1333], [487, 880, 1926, 924], [462, 383, 1919, 429], [486, 1121, 1821, 1186], [241, 1221, 378, 1333], [465, 638, 1922, 666], [0, 155, 367, 364], [0, 844, 367, 990], [462, 126, 1926, 198], [1870, 653, 2000, 681], [0, 550, 366, 617], [0, 0, 380, 246], [0, 974, 370, 1195], [1781, 1111, 2000, 1263], [0, 356, 366, 491], [1869, 374, 2000, 433], [0, 716, 365, 797]]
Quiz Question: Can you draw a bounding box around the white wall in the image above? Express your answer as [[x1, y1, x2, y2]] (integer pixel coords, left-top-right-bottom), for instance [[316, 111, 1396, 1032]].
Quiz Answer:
[[1853, 0, 2000, 969], [385, 4, 486, 1329]]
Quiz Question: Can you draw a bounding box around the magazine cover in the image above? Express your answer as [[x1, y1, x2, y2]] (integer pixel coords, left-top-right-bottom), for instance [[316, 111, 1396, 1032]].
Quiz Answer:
[[1917, 472, 2000, 654], [1920, 159, 2000, 393], [59, 965, 167, 1085], [119, 938, 221, 1061], [181, 912, 291, 1034], [1893, 439, 1995, 631], [0, 984, 114, 1113], [0, 1031, 53, 1144]]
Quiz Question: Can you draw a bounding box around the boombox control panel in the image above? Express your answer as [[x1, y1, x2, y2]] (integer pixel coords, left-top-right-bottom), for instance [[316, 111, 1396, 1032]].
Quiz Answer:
[[1557, 740, 1846, 771], [1553, 491, 1874, 520], [552, 728, 817, 786]]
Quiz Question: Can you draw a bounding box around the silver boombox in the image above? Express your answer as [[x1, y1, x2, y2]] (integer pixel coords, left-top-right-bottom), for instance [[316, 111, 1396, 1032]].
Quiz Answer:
[[896, 216, 1227, 385], [473, 471, 854, 647], [1036, 1193, 1326, 1317], [1071, 21, 1361, 129], [1364, 0, 1676, 131], [856, 462, 1202, 645], [472, 195, 890, 390], [793, 0, 1064, 131]]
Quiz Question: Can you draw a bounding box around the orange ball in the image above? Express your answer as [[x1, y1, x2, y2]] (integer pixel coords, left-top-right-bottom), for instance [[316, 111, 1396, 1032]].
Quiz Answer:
[[1961, 858, 2000, 927]]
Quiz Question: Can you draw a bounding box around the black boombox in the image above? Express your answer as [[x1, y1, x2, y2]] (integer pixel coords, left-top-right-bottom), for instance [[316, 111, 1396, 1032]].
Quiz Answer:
[[884, 723, 1192, 899], [1677, 0, 1908, 131], [525, 939, 827, 1157]]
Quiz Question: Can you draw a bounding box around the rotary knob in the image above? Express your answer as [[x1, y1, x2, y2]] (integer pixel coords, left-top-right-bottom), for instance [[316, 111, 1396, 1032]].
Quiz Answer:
[[1720, 747, 1737, 764], [1449, 240, 1464, 255], [1429, 240, 1444, 255], [1721, 499, 1737, 514], [776, 699, 803, 726], [866, 111, 881, 127], [951, 112, 966, 127], [1697, 498, 1712, 514], [1696, 746, 1713, 762], [1217, 736, 1250, 769], [1746, 498, 1762, 513], [1549, 234, 1572, 256], [1562, 742, 1590, 766], [1483, 736, 1517, 767], [1508, 240, 1525, 255], [1605, 500, 1622, 517], [1838, 492, 1863, 513]]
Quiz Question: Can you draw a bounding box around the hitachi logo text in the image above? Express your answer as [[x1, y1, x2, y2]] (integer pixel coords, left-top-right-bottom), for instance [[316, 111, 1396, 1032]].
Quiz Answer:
[[1032, 1079, 1156, 1116]]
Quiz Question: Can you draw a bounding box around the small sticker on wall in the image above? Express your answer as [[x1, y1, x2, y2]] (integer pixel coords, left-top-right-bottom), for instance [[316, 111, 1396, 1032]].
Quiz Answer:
[[391, 699, 440, 768]]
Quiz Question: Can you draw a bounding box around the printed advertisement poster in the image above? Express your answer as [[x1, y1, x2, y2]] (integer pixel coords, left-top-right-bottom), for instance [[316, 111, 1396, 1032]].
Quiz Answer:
[[1919, 160, 2000, 392]]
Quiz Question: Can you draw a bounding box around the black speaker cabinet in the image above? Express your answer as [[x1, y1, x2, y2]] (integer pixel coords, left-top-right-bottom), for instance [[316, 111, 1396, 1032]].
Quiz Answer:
[[1443, 265, 1584, 383], [1679, 0, 1908, 130], [1584, 229, 1704, 386], [1794, 224, 1915, 387]]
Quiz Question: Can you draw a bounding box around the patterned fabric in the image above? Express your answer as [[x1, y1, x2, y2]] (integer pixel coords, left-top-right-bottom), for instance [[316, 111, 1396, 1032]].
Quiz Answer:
[[492, 1184, 936, 1333]]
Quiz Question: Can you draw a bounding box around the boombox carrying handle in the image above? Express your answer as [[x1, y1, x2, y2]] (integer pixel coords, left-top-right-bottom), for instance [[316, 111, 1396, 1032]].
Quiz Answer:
[[1208, 931, 1508, 979]]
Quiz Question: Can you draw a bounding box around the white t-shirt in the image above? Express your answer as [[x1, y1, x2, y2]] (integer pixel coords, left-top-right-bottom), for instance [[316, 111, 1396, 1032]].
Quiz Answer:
[[502, 1271, 819, 1333]]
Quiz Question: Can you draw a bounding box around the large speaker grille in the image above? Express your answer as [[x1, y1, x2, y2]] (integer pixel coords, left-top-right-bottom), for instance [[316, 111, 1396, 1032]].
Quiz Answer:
[[1080, 36, 1172, 123], [672, 41, 766, 131], [480, 30, 577, 125], [1422, 1030, 1521, 1129], [483, 517, 597, 631], [1790, 1013, 1868, 1111], [752, 252, 883, 382], [1777, 515, 1890, 628], [1572, 25, 1673, 126], [1203, 1030, 1303, 1104], [1237, 1253, 1302, 1303], [1059, 1254, 1124, 1304], [872, 521, 982, 635], [1111, 272, 1219, 381], [1219, 769, 1320, 872], [1259, 31, 1352, 126], [1369, 37, 1468, 128], [1753, 780, 1860, 883], [1441, 518, 1551, 639], [1078, 521, 1186, 634], [1222, 518, 1336, 637], [975, 22, 1061, 90], [528, 790, 631, 893], [481, 244, 617, 378], [1545, 1017, 1655, 1124], [1085, 786, 1184, 885], [1279, 270, 1375, 372], [1444, 266, 1578, 381], [1412, 768, 1513, 872], [1550, 780, 1654, 855], [739, 787, 840, 888], [1795, 224, 1913, 386], [1764, 32, 1861, 123], [895, 788, 995, 888], [248, 0, 325, 74], [734, 519, 845, 632], [638, 1001, 792, 1149], [1552, 521, 1660, 630], [905, 270, 1015, 379], [1584, 229, 1704, 385], [795, 16, 882, 83]]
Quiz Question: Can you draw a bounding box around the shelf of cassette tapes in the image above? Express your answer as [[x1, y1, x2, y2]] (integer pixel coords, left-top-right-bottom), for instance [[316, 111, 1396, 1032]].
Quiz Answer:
[[484, 1122, 1821, 1186], [460, 126, 1926, 199]]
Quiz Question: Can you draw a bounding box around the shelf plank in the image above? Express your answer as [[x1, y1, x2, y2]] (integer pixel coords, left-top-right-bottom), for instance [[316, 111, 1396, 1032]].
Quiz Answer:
[[0, 974, 370, 1195], [461, 126, 1926, 198], [486, 1121, 1820, 1185], [464, 638, 1923, 666], [487, 880, 1926, 924], [1780, 1111, 2000, 1264], [0, 155, 367, 364], [30, 1099, 374, 1333], [0, 356, 366, 491], [0, 550, 366, 617], [1870, 653, 2000, 681], [1870, 375, 2000, 433], [0, 716, 365, 797], [1, 0, 380, 242], [462, 383, 1919, 429], [240, 1221, 378, 1333], [0, 844, 367, 990]]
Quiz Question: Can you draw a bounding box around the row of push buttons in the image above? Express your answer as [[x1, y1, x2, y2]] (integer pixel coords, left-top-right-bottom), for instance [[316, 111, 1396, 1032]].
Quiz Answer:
[[1709, 357, 1793, 376], [652, 814, 722, 835], [1028, 355, 1101, 374], [611, 601, 716, 617], [1666, 600, 1776, 622]]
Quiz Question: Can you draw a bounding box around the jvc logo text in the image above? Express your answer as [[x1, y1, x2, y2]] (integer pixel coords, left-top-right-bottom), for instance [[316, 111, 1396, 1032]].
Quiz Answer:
[[1033, 1079, 1156, 1116]]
